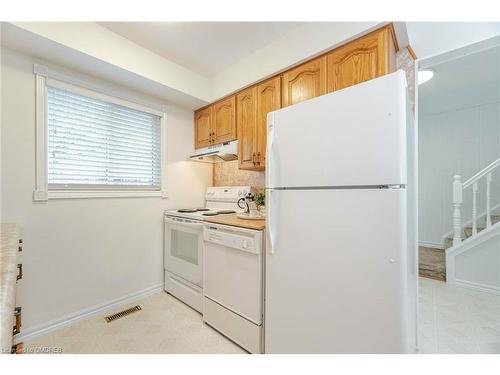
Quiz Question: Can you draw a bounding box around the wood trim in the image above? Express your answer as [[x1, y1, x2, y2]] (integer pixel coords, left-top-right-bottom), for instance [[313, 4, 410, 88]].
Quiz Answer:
[[407, 46, 417, 60], [195, 23, 399, 112], [387, 23, 400, 52]]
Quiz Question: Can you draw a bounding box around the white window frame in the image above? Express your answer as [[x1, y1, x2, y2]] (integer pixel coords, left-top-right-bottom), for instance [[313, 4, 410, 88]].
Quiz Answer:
[[33, 64, 168, 201]]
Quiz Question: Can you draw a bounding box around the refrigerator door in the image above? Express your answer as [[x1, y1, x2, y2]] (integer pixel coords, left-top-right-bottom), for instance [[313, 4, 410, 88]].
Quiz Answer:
[[265, 188, 414, 353], [266, 70, 407, 189]]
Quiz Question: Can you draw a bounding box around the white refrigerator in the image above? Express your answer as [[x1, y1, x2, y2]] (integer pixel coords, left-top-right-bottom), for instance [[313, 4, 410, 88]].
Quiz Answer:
[[264, 70, 417, 353]]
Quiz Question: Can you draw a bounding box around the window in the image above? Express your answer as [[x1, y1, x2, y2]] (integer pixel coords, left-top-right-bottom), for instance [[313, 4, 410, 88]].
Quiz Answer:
[[47, 86, 161, 189], [34, 64, 167, 200]]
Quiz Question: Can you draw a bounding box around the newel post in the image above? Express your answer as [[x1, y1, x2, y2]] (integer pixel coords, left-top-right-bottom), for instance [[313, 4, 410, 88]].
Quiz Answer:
[[453, 175, 463, 246]]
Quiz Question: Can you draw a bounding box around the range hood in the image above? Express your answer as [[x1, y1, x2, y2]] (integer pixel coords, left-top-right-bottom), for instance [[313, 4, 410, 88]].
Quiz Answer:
[[189, 140, 238, 163]]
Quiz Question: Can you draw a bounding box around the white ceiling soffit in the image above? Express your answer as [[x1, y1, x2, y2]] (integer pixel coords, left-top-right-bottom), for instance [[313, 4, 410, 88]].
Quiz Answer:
[[2, 22, 412, 108], [211, 21, 392, 99], [98, 22, 304, 78], [407, 21, 500, 60], [1, 22, 212, 109], [98, 22, 399, 100]]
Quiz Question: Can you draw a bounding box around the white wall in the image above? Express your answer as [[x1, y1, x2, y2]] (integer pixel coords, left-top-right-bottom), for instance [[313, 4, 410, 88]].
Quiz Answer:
[[455, 234, 500, 291], [419, 83, 500, 246], [0, 49, 212, 334]]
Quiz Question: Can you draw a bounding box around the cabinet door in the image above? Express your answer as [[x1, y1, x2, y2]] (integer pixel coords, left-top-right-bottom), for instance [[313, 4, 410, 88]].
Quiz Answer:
[[212, 96, 236, 144], [194, 107, 212, 149], [326, 26, 396, 93], [282, 57, 326, 107], [236, 87, 258, 170], [256, 76, 281, 169]]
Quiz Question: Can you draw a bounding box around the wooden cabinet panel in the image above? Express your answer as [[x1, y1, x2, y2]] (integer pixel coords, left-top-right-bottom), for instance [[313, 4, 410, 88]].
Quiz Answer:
[[237, 87, 258, 170], [326, 26, 396, 93], [256, 76, 281, 169], [212, 96, 236, 144], [194, 107, 212, 149], [282, 57, 326, 107]]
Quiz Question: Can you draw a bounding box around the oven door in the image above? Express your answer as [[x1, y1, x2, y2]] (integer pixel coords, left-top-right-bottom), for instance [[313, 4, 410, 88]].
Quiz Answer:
[[164, 216, 204, 287]]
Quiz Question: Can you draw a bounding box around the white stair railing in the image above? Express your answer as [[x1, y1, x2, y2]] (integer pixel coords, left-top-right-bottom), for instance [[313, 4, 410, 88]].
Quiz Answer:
[[452, 157, 500, 246]]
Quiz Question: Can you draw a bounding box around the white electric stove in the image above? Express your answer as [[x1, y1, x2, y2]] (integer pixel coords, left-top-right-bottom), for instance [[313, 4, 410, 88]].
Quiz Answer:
[[163, 186, 250, 312]]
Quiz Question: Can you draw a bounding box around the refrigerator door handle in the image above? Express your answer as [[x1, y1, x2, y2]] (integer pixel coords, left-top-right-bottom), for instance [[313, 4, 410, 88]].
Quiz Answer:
[[267, 189, 276, 254], [266, 113, 275, 188]]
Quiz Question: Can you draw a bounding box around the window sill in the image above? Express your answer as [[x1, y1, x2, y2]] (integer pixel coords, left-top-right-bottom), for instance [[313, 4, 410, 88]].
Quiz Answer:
[[33, 189, 168, 201]]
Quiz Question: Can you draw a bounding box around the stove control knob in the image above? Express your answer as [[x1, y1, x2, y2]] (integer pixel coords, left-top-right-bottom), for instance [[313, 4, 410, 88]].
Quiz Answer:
[[238, 190, 243, 196], [242, 240, 249, 249]]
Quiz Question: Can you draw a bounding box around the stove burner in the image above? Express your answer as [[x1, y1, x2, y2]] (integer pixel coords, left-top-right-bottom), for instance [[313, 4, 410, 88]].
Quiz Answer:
[[202, 212, 219, 216], [177, 209, 197, 213], [196, 208, 210, 211], [217, 210, 236, 214]]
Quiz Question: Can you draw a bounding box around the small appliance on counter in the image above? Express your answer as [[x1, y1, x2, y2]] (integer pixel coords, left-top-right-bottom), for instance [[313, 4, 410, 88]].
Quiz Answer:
[[237, 192, 264, 220]]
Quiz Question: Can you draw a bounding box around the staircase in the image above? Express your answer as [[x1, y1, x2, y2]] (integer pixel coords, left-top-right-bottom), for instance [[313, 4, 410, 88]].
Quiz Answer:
[[443, 215, 500, 249], [445, 157, 500, 294]]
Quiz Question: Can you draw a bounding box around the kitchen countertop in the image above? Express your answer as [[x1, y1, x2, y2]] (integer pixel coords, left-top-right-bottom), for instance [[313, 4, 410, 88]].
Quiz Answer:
[[0, 223, 19, 354], [206, 214, 265, 231]]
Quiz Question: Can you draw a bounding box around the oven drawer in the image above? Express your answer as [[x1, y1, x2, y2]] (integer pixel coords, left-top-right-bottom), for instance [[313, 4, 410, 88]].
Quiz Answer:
[[164, 271, 203, 313]]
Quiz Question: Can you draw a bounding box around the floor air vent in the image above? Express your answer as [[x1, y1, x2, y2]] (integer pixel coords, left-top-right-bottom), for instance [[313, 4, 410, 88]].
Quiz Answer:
[[105, 305, 142, 323]]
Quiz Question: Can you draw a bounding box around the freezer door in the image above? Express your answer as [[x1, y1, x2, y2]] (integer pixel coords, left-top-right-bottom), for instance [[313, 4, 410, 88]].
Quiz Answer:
[[265, 188, 414, 353], [266, 70, 407, 188]]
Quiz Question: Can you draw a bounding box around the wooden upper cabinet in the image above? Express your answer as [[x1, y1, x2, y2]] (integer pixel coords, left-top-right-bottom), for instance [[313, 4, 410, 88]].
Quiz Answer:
[[237, 87, 258, 170], [212, 96, 237, 144], [256, 76, 281, 169], [326, 25, 397, 93], [194, 106, 212, 149], [282, 56, 326, 107], [195, 24, 399, 153]]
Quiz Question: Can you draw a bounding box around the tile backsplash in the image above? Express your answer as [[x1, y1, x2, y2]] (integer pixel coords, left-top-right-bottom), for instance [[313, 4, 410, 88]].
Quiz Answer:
[[213, 160, 265, 189]]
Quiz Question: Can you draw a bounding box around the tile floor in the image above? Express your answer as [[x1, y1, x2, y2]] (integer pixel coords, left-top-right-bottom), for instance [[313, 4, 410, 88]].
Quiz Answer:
[[24, 279, 500, 354], [25, 292, 246, 354], [418, 277, 500, 354]]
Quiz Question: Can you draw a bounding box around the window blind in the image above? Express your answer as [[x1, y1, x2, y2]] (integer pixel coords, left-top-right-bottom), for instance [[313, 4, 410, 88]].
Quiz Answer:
[[47, 86, 162, 190]]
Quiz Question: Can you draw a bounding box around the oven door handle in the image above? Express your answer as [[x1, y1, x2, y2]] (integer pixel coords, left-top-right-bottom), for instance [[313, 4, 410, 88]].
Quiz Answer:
[[164, 216, 204, 228]]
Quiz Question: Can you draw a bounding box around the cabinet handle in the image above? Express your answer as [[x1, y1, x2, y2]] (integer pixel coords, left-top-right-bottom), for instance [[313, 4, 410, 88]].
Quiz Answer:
[[257, 152, 261, 165], [252, 152, 256, 166], [18, 239, 23, 252], [13, 307, 22, 335], [17, 263, 23, 281]]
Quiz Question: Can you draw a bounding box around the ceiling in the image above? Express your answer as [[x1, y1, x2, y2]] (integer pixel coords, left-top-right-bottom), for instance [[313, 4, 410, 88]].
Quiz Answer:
[[98, 22, 303, 78], [419, 44, 500, 99]]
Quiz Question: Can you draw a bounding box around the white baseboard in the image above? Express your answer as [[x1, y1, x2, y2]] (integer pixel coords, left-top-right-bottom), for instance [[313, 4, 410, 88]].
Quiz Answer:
[[418, 241, 443, 249], [15, 283, 164, 344], [454, 279, 500, 295]]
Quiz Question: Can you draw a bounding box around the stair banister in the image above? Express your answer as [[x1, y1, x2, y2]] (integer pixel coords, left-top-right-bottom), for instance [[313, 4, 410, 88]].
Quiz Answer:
[[451, 157, 500, 248], [472, 182, 478, 236], [463, 158, 500, 188], [486, 173, 492, 228], [453, 175, 463, 246]]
